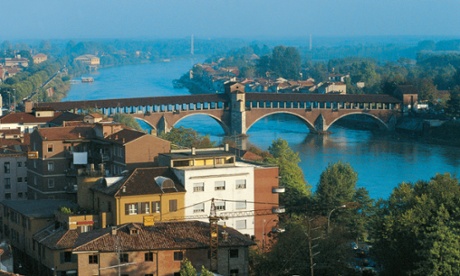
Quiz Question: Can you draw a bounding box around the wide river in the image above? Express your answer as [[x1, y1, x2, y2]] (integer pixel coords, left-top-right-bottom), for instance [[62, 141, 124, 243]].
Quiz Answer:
[[65, 59, 460, 200]]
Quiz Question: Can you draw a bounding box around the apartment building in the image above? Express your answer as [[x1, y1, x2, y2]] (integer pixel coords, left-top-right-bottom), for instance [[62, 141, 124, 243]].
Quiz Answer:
[[158, 146, 283, 240], [0, 147, 28, 200], [27, 122, 171, 200]]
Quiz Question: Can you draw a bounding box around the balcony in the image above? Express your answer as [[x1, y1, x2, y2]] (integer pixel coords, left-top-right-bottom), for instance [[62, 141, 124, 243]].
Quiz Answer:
[[272, 206, 285, 214], [272, 186, 285, 193]]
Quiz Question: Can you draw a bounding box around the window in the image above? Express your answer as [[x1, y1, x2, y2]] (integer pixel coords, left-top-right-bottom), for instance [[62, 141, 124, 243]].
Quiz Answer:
[[61, 252, 72, 263], [89, 255, 98, 264], [215, 181, 225, 191], [152, 201, 161, 213], [125, 204, 138, 215], [17, 162, 22, 167], [235, 201, 247, 210], [193, 203, 205, 213], [215, 201, 226, 211], [4, 162, 10, 174], [145, 252, 154, 262], [169, 200, 177, 212], [5, 193, 11, 199], [229, 249, 239, 258], [235, 220, 246, 229], [230, 269, 239, 275], [18, 193, 23, 198], [17, 177, 23, 183], [120, 253, 129, 263], [48, 179, 55, 188], [4, 178, 11, 190], [235, 179, 246, 189], [108, 202, 112, 212], [193, 182, 204, 192], [47, 161, 54, 171], [47, 144, 53, 152], [173, 251, 183, 261], [140, 202, 150, 214], [145, 274, 154, 276]]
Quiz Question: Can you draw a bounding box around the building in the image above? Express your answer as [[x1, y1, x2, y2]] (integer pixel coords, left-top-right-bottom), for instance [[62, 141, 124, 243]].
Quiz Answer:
[[78, 167, 186, 227], [393, 85, 419, 114], [3, 56, 29, 68], [33, 54, 48, 64], [0, 146, 28, 200], [0, 199, 77, 275], [317, 82, 347, 94], [27, 122, 171, 200], [0, 108, 66, 133], [73, 221, 255, 276], [158, 146, 283, 242], [74, 55, 100, 67]]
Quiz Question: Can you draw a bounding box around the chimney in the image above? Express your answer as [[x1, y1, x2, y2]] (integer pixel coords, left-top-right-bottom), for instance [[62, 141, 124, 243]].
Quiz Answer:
[[191, 147, 196, 155], [225, 143, 229, 152], [111, 226, 117, 235]]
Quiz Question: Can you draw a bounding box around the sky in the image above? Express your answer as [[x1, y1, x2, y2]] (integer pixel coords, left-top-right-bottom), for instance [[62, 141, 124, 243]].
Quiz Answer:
[[2, 0, 460, 40]]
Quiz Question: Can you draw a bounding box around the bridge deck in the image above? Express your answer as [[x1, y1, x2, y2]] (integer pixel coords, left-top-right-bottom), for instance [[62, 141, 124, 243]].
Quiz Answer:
[[35, 93, 400, 111]]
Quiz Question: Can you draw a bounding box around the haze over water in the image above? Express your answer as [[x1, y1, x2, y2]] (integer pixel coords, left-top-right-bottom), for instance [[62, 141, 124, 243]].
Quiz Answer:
[[65, 59, 460, 199]]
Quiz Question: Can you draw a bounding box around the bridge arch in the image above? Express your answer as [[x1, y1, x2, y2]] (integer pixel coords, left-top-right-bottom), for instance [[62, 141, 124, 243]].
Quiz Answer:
[[173, 113, 231, 135], [327, 112, 390, 131], [134, 117, 157, 131], [246, 111, 316, 133]]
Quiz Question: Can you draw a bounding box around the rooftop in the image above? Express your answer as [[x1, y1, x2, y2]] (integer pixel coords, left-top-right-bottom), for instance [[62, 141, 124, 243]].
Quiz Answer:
[[1, 199, 77, 219]]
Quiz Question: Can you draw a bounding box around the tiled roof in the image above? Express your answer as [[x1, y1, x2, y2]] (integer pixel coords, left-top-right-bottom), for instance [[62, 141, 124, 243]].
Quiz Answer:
[[104, 129, 145, 144], [34, 225, 79, 250], [73, 221, 255, 252], [37, 125, 96, 141], [91, 167, 185, 197], [0, 111, 63, 124]]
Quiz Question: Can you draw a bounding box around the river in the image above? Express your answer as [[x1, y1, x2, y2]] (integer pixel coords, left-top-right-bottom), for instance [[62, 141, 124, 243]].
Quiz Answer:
[[65, 59, 460, 199]]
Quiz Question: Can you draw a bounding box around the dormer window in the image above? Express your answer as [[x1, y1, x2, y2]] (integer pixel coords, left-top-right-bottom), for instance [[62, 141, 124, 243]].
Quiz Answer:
[[47, 144, 53, 153]]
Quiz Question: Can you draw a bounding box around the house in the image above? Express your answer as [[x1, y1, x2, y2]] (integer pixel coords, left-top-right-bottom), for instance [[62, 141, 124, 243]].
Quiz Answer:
[[73, 221, 255, 276], [74, 55, 100, 66], [393, 85, 419, 113], [3, 56, 29, 68], [33, 54, 48, 64], [317, 82, 347, 94], [78, 167, 186, 227]]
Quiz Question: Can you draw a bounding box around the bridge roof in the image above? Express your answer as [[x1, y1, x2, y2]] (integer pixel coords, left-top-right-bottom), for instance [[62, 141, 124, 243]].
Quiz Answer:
[[35, 94, 229, 111], [246, 93, 401, 103]]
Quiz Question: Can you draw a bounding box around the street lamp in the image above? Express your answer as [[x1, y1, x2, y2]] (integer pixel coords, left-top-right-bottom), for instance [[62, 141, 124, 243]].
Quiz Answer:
[[327, 204, 346, 234]]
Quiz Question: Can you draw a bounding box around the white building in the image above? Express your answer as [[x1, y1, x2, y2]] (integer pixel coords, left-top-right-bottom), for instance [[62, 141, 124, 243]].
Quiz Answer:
[[158, 146, 282, 239]]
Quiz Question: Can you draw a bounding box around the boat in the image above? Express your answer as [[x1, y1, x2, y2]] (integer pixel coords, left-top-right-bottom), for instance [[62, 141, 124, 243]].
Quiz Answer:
[[81, 77, 94, 83]]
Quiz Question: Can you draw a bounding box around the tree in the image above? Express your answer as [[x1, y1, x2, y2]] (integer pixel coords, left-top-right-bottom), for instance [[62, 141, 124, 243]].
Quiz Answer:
[[179, 258, 197, 276], [372, 173, 460, 276], [112, 113, 143, 131], [315, 161, 358, 213], [446, 86, 460, 118], [160, 126, 215, 149], [264, 138, 310, 210]]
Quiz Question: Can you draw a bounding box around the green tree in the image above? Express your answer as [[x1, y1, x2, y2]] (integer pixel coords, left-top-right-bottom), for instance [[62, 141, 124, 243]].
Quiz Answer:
[[264, 138, 310, 210], [446, 86, 460, 118], [112, 113, 143, 131], [179, 258, 197, 276], [373, 173, 460, 276], [160, 126, 215, 149], [315, 161, 358, 213], [200, 266, 214, 276]]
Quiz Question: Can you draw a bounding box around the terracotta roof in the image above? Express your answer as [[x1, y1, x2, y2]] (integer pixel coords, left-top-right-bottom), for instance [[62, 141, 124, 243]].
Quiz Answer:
[[91, 167, 185, 197], [34, 226, 79, 250], [0, 111, 63, 124], [36, 125, 96, 141], [104, 128, 146, 144], [73, 221, 255, 252]]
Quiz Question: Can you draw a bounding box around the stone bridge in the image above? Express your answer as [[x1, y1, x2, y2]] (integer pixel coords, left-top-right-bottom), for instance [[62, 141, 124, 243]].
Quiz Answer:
[[35, 83, 402, 135]]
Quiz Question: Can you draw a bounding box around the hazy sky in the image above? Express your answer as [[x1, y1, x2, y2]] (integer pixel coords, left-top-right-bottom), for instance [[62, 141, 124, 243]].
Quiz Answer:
[[3, 0, 460, 40]]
